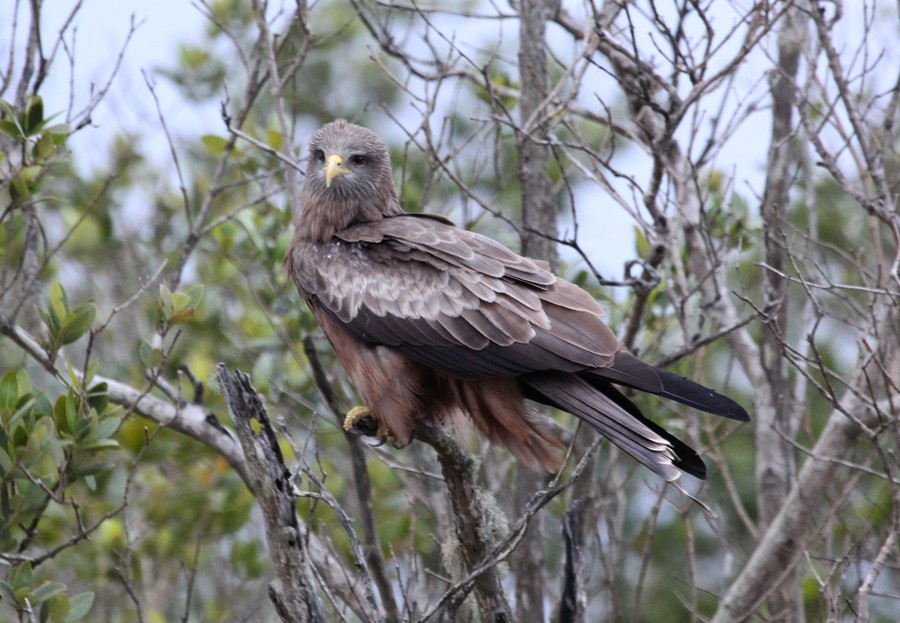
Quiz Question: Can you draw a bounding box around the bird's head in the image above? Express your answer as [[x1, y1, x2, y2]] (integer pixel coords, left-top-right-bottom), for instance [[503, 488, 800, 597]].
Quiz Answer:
[[296, 119, 403, 242], [304, 119, 392, 199]]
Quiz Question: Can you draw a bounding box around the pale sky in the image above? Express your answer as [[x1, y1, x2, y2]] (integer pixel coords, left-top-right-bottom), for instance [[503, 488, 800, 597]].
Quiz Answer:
[[17, 1, 893, 283]]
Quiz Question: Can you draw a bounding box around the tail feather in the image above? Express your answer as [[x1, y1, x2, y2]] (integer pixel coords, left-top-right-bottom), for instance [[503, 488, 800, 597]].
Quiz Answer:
[[590, 379, 707, 479], [592, 351, 749, 422], [523, 373, 706, 480]]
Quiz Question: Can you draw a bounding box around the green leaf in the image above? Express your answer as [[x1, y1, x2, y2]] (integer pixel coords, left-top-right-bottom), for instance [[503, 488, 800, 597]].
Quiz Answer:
[[44, 123, 72, 136], [53, 394, 71, 436], [85, 382, 108, 414], [0, 118, 23, 141], [163, 285, 203, 325], [67, 458, 114, 479], [43, 593, 71, 623], [36, 308, 56, 340], [66, 361, 82, 393], [186, 284, 204, 308], [31, 581, 66, 604], [73, 407, 96, 441], [67, 393, 79, 435], [634, 226, 651, 258], [139, 341, 163, 368], [8, 561, 33, 589], [48, 282, 70, 329], [171, 290, 191, 311], [22, 165, 43, 184], [10, 172, 31, 201], [33, 133, 57, 161], [58, 303, 96, 345], [66, 592, 94, 621], [80, 438, 120, 452], [158, 283, 173, 320], [10, 417, 29, 446], [81, 360, 99, 389], [266, 129, 283, 150], [93, 414, 121, 440], [59, 392, 82, 438], [0, 580, 18, 605], [25, 94, 44, 134], [0, 370, 28, 409], [201, 134, 229, 155], [0, 447, 12, 476], [9, 165, 43, 202], [166, 307, 194, 325]]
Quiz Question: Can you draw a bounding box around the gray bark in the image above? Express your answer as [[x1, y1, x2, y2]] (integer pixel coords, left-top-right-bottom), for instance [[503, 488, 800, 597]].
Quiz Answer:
[[514, 3, 558, 620], [516, 0, 559, 270], [417, 422, 515, 622], [217, 365, 327, 623], [755, 8, 806, 621]]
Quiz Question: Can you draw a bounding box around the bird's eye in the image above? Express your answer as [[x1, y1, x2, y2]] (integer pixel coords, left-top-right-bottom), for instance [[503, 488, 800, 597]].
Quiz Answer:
[[310, 149, 325, 163], [349, 154, 369, 166]]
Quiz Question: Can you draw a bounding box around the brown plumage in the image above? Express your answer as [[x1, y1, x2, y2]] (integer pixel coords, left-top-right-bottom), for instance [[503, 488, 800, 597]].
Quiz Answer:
[[287, 119, 749, 480]]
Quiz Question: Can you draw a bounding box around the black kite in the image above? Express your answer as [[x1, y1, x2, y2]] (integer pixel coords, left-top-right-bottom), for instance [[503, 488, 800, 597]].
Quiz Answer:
[[287, 119, 749, 480]]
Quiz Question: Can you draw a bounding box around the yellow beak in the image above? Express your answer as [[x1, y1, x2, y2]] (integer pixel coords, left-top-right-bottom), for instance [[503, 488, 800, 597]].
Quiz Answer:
[[325, 154, 351, 188]]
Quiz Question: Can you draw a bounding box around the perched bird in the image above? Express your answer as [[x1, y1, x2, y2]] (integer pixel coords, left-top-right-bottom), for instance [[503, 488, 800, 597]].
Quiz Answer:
[[286, 119, 748, 481]]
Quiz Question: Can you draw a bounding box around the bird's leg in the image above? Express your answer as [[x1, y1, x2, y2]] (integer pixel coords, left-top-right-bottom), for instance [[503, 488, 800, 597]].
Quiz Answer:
[[342, 405, 395, 442]]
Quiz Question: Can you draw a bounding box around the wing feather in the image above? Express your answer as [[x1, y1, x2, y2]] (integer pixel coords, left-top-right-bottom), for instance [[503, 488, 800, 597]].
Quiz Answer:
[[439, 313, 491, 350], [289, 214, 620, 379], [477, 300, 535, 343]]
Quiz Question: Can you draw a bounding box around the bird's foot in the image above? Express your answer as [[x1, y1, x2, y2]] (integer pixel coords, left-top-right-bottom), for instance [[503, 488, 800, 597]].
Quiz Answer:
[[342, 406, 394, 443]]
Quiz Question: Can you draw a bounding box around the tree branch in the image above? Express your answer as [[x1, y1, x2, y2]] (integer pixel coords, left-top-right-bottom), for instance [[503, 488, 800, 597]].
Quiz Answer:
[[755, 7, 806, 617], [416, 421, 514, 622], [711, 394, 899, 622], [216, 365, 326, 623]]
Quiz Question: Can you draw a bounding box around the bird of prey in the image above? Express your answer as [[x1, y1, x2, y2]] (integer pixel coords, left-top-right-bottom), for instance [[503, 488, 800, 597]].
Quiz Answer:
[[286, 119, 749, 481]]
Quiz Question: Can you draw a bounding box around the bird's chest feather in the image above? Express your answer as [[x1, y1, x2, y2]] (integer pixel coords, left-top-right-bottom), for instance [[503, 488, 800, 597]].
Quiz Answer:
[[310, 306, 429, 444]]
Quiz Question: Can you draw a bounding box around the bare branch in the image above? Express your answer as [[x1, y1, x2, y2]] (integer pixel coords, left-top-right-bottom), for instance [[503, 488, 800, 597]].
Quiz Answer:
[[216, 365, 326, 623], [711, 395, 899, 622]]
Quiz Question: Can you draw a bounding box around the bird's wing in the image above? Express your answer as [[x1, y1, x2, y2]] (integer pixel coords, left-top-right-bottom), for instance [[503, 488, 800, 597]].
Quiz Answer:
[[289, 214, 622, 379]]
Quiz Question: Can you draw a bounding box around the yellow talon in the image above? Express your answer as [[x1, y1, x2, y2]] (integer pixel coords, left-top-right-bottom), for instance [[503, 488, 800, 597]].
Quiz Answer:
[[343, 406, 372, 432], [342, 405, 395, 442]]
